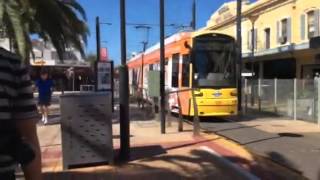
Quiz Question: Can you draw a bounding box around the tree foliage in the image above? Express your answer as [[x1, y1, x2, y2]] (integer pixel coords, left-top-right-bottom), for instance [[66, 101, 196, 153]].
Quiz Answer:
[[85, 53, 97, 68], [0, 0, 89, 62]]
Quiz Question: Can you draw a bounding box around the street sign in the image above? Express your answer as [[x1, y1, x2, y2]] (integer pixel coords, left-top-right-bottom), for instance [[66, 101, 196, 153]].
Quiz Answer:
[[100, 48, 109, 61], [96, 61, 113, 91]]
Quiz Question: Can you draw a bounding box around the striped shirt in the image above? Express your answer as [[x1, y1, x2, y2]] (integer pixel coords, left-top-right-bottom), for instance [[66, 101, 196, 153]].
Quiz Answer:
[[0, 48, 38, 172]]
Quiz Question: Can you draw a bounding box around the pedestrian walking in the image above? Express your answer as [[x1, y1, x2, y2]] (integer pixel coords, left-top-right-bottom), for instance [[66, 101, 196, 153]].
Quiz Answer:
[[35, 69, 54, 124], [0, 48, 42, 180]]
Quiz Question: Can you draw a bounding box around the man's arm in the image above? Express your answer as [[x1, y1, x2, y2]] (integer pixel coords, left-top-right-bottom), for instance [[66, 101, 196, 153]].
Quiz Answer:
[[16, 119, 42, 180]]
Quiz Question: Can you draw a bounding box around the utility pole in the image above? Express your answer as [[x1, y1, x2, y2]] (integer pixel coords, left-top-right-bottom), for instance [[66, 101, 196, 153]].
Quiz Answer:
[[249, 15, 258, 77], [160, 0, 166, 134], [96, 17, 101, 62], [236, 0, 242, 113], [119, 0, 130, 161], [191, 0, 196, 30], [96, 17, 112, 61], [95, 16, 101, 92], [135, 25, 151, 103], [140, 41, 147, 101]]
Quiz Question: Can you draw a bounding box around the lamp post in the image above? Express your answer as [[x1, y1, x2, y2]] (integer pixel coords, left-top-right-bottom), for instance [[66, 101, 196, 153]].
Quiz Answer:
[[119, 0, 130, 161]]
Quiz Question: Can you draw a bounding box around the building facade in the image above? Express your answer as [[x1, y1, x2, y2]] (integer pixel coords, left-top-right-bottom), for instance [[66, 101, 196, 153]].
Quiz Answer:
[[31, 39, 87, 67], [205, 0, 320, 79]]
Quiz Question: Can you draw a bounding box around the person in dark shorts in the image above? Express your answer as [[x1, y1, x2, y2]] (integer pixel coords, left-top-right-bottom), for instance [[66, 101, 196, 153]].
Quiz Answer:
[[35, 69, 54, 124]]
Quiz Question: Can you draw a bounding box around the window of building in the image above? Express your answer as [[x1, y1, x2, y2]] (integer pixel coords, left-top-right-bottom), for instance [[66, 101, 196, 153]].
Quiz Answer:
[[182, 54, 190, 87], [149, 64, 153, 71], [51, 51, 78, 60], [247, 29, 257, 51], [265, 28, 271, 49], [280, 18, 288, 44], [307, 11, 316, 38], [171, 53, 180, 88]]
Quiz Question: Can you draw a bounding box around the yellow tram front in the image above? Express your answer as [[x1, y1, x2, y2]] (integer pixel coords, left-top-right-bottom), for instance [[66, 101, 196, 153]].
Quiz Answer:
[[185, 31, 238, 117]]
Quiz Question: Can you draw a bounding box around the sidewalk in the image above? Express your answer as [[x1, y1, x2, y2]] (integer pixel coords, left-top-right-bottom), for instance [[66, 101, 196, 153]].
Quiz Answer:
[[36, 105, 305, 180], [201, 114, 320, 180]]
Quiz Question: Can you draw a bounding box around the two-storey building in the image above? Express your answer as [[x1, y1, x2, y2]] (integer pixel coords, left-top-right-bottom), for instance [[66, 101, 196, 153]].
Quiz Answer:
[[205, 0, 320, 79]]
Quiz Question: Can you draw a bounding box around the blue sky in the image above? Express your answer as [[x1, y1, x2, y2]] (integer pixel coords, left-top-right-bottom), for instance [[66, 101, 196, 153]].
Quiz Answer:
[[78, 0, 234, 65]]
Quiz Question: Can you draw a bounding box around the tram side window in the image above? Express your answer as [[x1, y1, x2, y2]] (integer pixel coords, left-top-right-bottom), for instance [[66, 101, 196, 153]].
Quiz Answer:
[[182, 54, 190, 87], [171, 53, 180, 88]]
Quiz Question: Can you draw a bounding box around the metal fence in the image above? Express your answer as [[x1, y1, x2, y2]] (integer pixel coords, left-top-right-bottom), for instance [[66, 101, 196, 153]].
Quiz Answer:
[[243, 78, 320, 125]]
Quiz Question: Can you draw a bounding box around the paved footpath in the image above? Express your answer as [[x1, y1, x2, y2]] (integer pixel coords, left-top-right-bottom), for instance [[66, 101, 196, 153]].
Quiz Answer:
[[201, 114, 320, 180], [34, 107, 306, 180]]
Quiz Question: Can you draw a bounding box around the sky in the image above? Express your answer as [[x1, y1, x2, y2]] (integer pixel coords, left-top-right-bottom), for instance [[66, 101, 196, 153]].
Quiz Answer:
[[77, 0, 236, 65]]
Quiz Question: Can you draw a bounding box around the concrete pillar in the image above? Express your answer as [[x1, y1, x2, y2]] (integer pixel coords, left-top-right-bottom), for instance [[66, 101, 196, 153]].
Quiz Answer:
[[259, 61, 264, 79]]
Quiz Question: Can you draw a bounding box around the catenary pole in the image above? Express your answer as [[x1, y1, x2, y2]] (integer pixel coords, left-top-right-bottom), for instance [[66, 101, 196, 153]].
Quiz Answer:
[[119, 0, 130, 161], [236, 0, 242, 113], [160, 0, 166, 134], [192, 0, 196, 30]]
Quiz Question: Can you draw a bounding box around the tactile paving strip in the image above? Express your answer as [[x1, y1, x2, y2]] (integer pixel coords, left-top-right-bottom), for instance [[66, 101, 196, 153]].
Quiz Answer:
[[60, 93, 113, 169]]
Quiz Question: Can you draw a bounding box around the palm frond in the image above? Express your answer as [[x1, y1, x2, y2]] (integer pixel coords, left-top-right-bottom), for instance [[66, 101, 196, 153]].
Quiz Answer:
[[0, 0, 89, 63], [63, 0, 87, 21], [4, 0, 29, 60]]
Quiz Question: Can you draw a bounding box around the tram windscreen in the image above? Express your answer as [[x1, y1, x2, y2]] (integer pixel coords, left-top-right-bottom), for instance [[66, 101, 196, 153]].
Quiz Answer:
[[192, 34, 236, 88]]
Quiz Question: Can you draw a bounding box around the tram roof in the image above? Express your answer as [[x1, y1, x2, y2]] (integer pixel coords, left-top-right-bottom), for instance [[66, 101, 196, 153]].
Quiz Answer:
[[128, 31, 192, 62]]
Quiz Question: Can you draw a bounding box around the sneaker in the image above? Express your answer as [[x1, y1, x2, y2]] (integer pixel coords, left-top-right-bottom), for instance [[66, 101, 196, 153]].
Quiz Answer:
[[43, 116, 48, 125]]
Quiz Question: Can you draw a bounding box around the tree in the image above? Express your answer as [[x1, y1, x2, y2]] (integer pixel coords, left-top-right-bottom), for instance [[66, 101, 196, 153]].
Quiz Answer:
[[0, 0, 89, 62], [85, 53, 97, 68]]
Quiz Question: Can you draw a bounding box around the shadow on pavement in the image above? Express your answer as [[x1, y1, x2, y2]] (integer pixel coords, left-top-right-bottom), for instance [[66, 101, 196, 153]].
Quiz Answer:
[[266, 152, 298, 171], [42, 150, 252, 180], [119, 145, 167, 162]]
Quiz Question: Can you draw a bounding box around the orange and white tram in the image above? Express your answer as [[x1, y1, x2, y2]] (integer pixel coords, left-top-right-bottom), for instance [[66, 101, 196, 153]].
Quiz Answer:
[[127, 30, 238, 117]]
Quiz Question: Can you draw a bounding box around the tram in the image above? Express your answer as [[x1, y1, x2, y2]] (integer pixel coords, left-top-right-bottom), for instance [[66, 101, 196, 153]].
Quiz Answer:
[[127, 30, 238, 117]]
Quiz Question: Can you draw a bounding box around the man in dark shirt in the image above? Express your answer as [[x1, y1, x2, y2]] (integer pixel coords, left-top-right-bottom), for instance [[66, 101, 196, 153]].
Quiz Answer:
[[0, 48, 42, 180]]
